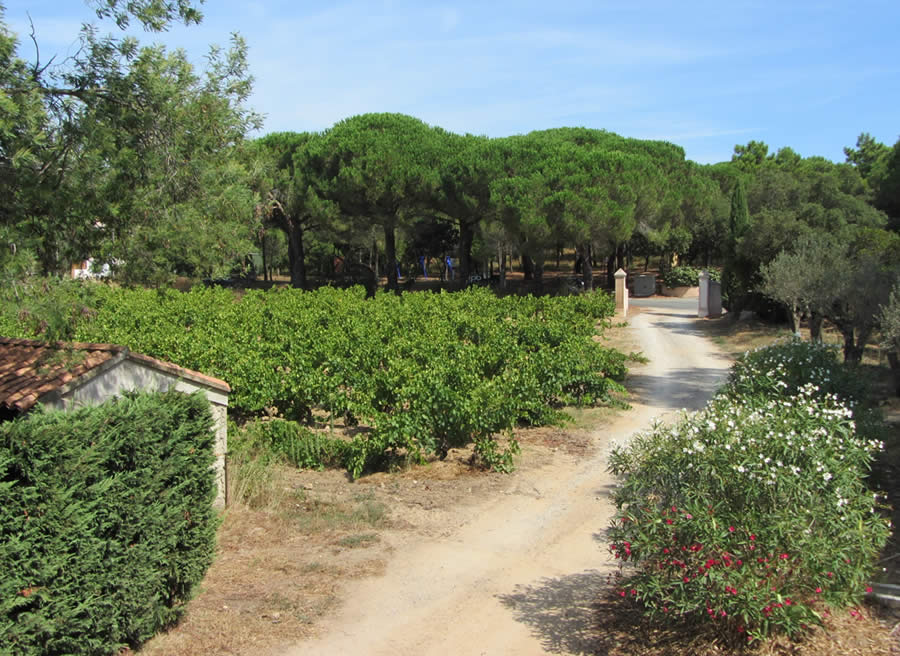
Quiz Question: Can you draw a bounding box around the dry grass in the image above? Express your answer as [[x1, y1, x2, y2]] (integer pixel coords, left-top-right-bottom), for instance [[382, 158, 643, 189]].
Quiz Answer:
[[700, 315, 795, 359], [135, 464, 393, 656], [592, 589, 900, 656], [701, 313, 891, 370]]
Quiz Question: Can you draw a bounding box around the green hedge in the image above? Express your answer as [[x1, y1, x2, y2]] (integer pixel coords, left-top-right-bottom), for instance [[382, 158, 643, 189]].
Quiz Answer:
[[0, 390, 219, 655], [662, 266, 721, 288]]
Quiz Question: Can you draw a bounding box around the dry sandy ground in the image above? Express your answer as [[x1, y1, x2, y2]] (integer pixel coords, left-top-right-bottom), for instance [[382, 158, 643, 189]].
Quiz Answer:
[[280, 306, 732, 656]]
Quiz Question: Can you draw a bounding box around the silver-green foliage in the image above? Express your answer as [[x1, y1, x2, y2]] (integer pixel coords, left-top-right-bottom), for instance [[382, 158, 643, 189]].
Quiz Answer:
[[880, 284, 900, 354]]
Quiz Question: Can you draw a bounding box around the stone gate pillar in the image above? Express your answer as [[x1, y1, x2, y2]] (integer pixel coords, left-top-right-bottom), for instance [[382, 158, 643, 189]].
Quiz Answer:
[[698, 270, 710, 317], [615, 268, 628, 317], [698, 270, 722, 318]]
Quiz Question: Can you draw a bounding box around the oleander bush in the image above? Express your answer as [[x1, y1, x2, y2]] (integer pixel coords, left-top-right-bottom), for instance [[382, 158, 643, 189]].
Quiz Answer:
[[0, 390, 219, 655], [723, 337, 867, 405], [607, 342, 890, 644]]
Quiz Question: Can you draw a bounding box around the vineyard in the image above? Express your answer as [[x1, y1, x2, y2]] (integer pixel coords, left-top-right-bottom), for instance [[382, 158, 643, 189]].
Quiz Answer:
[[5, 284, 627, 475]]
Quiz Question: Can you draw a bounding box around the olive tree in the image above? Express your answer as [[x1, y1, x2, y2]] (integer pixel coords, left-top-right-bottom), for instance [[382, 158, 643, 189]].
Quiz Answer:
[[879, 284, 900, 395], [759, 233, 846, 338]]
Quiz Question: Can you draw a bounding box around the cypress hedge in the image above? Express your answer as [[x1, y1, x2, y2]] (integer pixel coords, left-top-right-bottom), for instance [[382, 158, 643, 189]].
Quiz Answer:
[[0, 390, 219, 655]]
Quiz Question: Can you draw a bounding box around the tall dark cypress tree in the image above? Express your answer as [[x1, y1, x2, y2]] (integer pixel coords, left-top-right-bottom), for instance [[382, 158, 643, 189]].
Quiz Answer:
[[723, 179, 751, 316], [728, 179, 750, 253]]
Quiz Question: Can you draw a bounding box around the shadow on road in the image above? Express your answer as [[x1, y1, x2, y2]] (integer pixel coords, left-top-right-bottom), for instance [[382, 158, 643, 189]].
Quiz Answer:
[[627, 367, 727, 411], [650, 318, 731, 342], [498, 569, 733, 656], [497, 570, 613, 655]]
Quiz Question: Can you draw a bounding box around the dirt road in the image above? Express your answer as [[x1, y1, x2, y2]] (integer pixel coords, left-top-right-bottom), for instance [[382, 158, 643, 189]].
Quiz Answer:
[[283, 306, 731, 656]]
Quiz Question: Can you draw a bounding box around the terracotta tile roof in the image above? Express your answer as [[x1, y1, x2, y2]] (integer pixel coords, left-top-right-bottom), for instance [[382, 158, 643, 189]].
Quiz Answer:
[[0, 337, 229, 414]]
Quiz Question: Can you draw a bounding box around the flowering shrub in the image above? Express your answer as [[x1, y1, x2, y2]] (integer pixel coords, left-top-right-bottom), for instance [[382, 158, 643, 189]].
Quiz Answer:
[[723, 337, 867, 405], [608, 349, 890, 643]]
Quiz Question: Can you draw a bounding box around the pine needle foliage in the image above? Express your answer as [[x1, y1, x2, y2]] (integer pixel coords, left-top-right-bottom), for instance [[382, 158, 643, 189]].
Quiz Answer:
[[0, 390, 219, 655]]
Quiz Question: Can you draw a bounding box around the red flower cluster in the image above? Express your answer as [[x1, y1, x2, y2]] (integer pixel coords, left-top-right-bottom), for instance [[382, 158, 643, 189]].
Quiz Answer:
[[610, 541, 632, 560]]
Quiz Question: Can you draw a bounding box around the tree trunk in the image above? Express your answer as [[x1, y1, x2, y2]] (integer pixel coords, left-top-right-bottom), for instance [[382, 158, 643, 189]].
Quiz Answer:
[[606, 250, 616, 290], [809, 312, 824, 342], [556, 243, 562, 270], [458, 220, 474, 284], [577, 243, 593, 290], [841, 329, 863, 364], [888, 352, 900, 397], [789, 303, 801, 335], [616, 242, 626, 271], [523, 254, 534, 280], [384, 222, 398, 292], [372, 239, 379, 280], [261, 234, 269, 282], [498, 244, 507, 290], [286, 221, 306, 289]]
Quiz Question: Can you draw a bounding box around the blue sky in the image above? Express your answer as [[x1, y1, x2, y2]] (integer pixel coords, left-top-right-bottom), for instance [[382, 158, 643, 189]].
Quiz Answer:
[[5, 1, 899, 164]]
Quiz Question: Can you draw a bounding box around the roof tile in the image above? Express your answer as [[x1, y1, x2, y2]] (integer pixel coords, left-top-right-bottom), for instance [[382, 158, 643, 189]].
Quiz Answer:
[[0, 337, 229, 413]]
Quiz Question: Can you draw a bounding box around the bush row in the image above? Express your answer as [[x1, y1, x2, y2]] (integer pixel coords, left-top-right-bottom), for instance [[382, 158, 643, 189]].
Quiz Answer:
[[606, 338, 890, 644], [1, 283, 627, 475], [0, 390, 219, 655]]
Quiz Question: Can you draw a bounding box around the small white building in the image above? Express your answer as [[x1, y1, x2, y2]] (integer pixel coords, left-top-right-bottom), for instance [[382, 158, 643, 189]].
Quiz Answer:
[[0, 337, 230, 508]]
